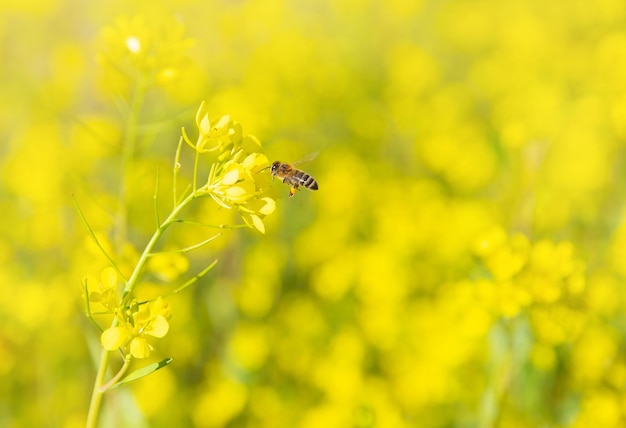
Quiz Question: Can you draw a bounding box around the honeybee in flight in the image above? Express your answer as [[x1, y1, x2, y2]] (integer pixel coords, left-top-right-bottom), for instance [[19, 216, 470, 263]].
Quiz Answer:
[[267, 152, 319, 197]]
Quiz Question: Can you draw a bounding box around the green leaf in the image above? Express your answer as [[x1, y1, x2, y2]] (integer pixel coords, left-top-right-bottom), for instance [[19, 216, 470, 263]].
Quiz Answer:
[[109, 358, 174, 389]]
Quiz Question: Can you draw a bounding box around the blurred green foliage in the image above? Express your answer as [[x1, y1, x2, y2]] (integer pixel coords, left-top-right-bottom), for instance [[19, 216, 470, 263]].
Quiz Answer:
[[2, 0, 626, 427]]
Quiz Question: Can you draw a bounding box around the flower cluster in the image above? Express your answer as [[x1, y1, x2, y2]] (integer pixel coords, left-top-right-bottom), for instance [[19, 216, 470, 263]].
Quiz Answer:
[[97, 14, 194, 94], [207, 152, 276, 233], [88, 267, 120, 313], [11, 0, 626, 426], [76, 98, 279, 427], [100, 296, 171, 359], [90, 268, 172, 359], [474, 226, 586, 318], [84, 102, 277, 367], [183, 102, 276, 233]]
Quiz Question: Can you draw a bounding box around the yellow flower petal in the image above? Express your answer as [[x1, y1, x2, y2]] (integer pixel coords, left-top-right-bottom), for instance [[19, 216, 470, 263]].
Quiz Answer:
[[210, 193, 233, 209], [151, 296, 171, 318], [133, 305, 151, 325], [224, 184, 255, 203], [250, 214, 265, 234], [222, 168, 240, 185], [101, 327, 131, 350], [229, 122, 242, 144], [196, 102, 212, 138], [242, 152, 269, 171], [212, 115, 231, 135], [198, 114, 211, 137], [101, 267, 118, 289], [195, 101, 208, 132], [130, 337, 151, 359], [258, 197, 276, 215], [225, 186, 247, 197], [147, 315, 170, 338], [89, 291, 103, 302]]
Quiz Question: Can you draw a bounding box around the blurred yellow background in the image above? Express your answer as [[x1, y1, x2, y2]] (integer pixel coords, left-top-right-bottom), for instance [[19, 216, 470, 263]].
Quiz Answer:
[[2, 0, 626, 426]]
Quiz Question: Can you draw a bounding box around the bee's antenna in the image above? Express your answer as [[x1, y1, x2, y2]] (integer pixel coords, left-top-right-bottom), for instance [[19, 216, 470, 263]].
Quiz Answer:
[[256, 165, 271, 174]]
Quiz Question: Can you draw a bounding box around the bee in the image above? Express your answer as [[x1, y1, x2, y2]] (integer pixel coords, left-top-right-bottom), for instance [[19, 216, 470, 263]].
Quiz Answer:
[[268, 153, 319, 197]]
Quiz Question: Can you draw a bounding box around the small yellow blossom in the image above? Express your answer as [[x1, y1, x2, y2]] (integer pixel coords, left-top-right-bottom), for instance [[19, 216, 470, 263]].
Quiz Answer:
[[97, 14, 194, 94], [179, 103, 277, 233], [183, 104, 233, 153], [88, 267, 120, 311], [130, 337, 151, 359], [147, 251, 190, 282], [100, 296, 171, 359], [207, 151, 275, 233], [473, 226, 508, 258]]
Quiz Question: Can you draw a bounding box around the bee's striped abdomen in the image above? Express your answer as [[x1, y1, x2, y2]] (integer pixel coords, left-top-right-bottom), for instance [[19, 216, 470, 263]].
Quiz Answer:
[[293, 170, 319, 190]]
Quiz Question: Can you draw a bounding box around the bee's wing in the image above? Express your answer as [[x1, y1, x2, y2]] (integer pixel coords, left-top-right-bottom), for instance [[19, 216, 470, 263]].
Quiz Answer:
[[292, 151, 319, 166]]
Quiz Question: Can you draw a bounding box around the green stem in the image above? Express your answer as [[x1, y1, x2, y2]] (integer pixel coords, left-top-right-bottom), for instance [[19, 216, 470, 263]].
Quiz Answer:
[[100, 356, 131, 392], [121, 189, 198, 306], [148, 232, 221, 256], [193, 148, 200, 193], [84, 280, 104, 333], [73, 195, 127, 282], [86, 346, 112, 428], [173, 137, 183, 208], [169, 259, 218, 295], [86, 188, 203, 426]]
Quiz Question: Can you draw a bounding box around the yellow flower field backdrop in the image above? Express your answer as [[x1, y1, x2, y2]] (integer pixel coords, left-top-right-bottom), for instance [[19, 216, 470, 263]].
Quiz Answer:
[[2, 0, 626, 426]]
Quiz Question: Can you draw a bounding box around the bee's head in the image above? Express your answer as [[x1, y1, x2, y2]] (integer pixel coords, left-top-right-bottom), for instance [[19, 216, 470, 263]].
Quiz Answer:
[[258, 161, 279, 175], [270, 161, 280, 176]]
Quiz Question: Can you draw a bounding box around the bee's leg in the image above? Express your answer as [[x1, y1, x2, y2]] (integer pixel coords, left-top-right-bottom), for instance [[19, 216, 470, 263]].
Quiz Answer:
[[289, 185, 299, 197]]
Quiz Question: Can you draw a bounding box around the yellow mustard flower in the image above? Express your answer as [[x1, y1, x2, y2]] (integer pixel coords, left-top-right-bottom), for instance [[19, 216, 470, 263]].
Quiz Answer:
[[182, 102, 234, 153], [180, 103, 277, 233], [97, 14, 193, 93], [482, 233, 530, 281], [207, 151, 276, 233], [88, 267, 120, 311], [101, 296, 171, 359], [147, 250, 190, 282]]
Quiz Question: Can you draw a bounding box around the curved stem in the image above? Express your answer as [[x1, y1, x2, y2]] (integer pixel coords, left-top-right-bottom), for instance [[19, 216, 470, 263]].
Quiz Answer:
[[100, 356, 131, 392], [86, 188, 202, 426], [86, 83, 146, 427], [173, 137, 183, 208], [147, 232, 221, 255], [121, 190, 197, 306], [193, 149, 200, 193], [73, 195, 127, 282]]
